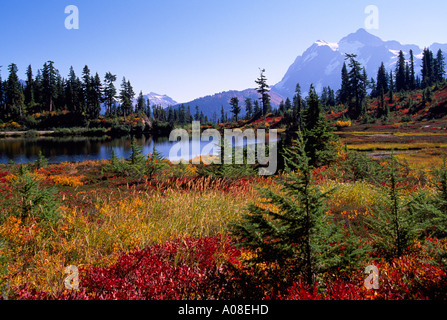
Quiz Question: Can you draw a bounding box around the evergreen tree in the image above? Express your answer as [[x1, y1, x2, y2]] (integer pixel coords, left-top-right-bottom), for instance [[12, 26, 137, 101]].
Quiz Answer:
[[65, 66, 83, 114], [119, 77, 135, 117], [421, 48, 434, 88], [90, 72, 102, 118], [253, 100, 261, 117], [345, 54, 367, 119], [0, 67, 4, 119], [81, 65, 92, 114], [194, 105, 200, 121], [375, 62, 388, 97], [24, 65, 35, 108], [292, 83, 303, 129], [229, 97, 241, 122], [409, 49, 416, 90], [255, 68, 271, 116], [220, 105, 225, 123], [434, 49, 446, 83], [136, 91, 147, 114], [232, 133, 368, 287], [367, 156, 422, 259], [395, 50, 407, 92], [41, 61, 58, 112], [103, 72, 117, 116], [244, 98, 253, 119], [336, 62, 349, 104], [5, 63, 24, 119], [305, 84, 320, 130]]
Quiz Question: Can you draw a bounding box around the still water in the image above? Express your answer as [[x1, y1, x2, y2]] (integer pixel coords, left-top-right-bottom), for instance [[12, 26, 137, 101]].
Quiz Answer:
[[0, 132, 283, 164], [0, 135, 223, 164]]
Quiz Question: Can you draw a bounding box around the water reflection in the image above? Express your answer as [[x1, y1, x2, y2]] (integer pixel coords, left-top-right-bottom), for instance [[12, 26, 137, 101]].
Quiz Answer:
[[0, 133, 279, 164], [0, 135, 217, 164]]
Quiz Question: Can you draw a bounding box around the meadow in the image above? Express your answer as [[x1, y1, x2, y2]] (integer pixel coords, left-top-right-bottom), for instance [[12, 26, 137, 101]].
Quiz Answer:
[[1, 140, 447, 301]]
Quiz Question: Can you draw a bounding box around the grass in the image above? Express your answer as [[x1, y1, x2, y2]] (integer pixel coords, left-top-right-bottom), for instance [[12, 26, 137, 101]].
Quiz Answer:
[[347, 142, 447, 151], [1, 148, 447, 300]]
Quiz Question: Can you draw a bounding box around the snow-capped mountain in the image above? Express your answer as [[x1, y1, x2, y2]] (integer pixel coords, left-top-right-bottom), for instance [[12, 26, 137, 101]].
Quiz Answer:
[[177, 28, 446, 119], [272, 28, 436, 99], [140, 92, 178, 109]]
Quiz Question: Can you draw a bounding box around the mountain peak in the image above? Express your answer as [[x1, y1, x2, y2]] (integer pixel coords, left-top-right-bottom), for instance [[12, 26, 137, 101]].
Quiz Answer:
[[340, 28, 383, 47], [315, 40, 339, 52]]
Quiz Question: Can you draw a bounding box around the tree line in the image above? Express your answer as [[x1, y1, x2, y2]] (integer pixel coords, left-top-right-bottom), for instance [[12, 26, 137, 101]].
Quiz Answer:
[[226, 48, 446, 123], [0, 61, 214, 127]]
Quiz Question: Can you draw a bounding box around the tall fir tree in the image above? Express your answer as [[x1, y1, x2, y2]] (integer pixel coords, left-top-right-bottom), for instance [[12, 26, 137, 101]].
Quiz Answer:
[[434, 49, 446, 83], [24, 65, 35, 108], [229, 97, 241, 122], [255, 68, 271, 116], [244, 98, 253, 119], [395, 50, 407, 92], [345, 54, 367, 119], [41, 61, 58, 112], [421, 48, 434, 88], [375, 62, 389, 97], [5, 63, 24, 119], [336, 62, 349, 105]]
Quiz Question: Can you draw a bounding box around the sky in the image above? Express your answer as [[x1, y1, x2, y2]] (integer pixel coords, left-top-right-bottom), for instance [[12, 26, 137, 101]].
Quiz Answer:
[[1, 0, 447, 103]]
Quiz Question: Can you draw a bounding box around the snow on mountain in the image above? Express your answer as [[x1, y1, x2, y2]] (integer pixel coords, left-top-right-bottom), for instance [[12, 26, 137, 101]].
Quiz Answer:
[[271, 28, 441, 100], [136, 92, 178, 109], [177, 28, 446, 120]]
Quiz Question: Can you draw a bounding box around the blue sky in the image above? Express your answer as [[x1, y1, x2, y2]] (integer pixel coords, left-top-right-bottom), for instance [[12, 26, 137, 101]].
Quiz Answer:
[[1, 0, 446, 103]]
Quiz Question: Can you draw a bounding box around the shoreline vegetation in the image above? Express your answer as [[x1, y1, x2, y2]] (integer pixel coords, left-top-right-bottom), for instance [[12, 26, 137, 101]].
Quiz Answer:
[[1, 51, 447, 301]]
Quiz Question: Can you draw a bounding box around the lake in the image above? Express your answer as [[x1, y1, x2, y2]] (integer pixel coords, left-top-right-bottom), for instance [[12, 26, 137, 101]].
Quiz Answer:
[[0, 134, 275, 164]]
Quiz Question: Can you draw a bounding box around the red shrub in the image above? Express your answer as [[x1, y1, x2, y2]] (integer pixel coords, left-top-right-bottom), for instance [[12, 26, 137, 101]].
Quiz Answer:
[[16, 236, 242, 300]]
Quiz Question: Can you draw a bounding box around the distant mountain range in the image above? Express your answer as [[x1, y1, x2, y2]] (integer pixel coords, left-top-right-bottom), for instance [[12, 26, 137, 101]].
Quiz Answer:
[[172, 88, 284, 121], [97, 28, 446, 119], [174, 28, 447, 119]]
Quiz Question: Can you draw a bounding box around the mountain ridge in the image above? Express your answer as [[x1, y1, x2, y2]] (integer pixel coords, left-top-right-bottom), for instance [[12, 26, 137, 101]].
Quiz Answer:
[[178, 28, 446, 119]]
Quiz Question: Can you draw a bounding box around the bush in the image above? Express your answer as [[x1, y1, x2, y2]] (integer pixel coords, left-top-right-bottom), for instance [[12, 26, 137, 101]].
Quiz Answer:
[[15, 236, 242, 300], [9, 170, 60, 223]]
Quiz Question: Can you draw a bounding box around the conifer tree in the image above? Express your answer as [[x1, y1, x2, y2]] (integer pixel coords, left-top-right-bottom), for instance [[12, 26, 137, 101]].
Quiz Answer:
[[244, 98, 253, 119], [292, 83, 303, 130], [0, 67, 4, 119], [337, 62, 349, 105], [255, 68, 271, 116], [41, 61, 58, 112], [119, 77, 135, 117], [103, 72, 117, 116], [136, 91, 147, 115], [434, 49, 446, 83], [6, 63, 24, 119], [409, 49, 416, 90], [232, 132, 369, 286], [24, 65, 35, 108], [229, 97, 241, 121], [395, 50, 407, 92], [421, 48, 434, 88], [345, 54, 367, 119], [375, 62, 388, 98], [367, 156, 422, 259]]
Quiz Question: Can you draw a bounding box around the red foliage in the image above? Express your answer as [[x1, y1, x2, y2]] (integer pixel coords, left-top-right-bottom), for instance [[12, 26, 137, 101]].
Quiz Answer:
[[16, 236, 242, 300]]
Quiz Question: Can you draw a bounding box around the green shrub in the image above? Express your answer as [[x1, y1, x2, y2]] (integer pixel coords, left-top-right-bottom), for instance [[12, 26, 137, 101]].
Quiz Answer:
[[10, 170, 61, 223]]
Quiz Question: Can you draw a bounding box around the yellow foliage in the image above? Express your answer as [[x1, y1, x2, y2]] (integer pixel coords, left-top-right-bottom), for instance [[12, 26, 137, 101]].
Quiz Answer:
[[51, 175, 84, 187], [336, 120, 351, 128]]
